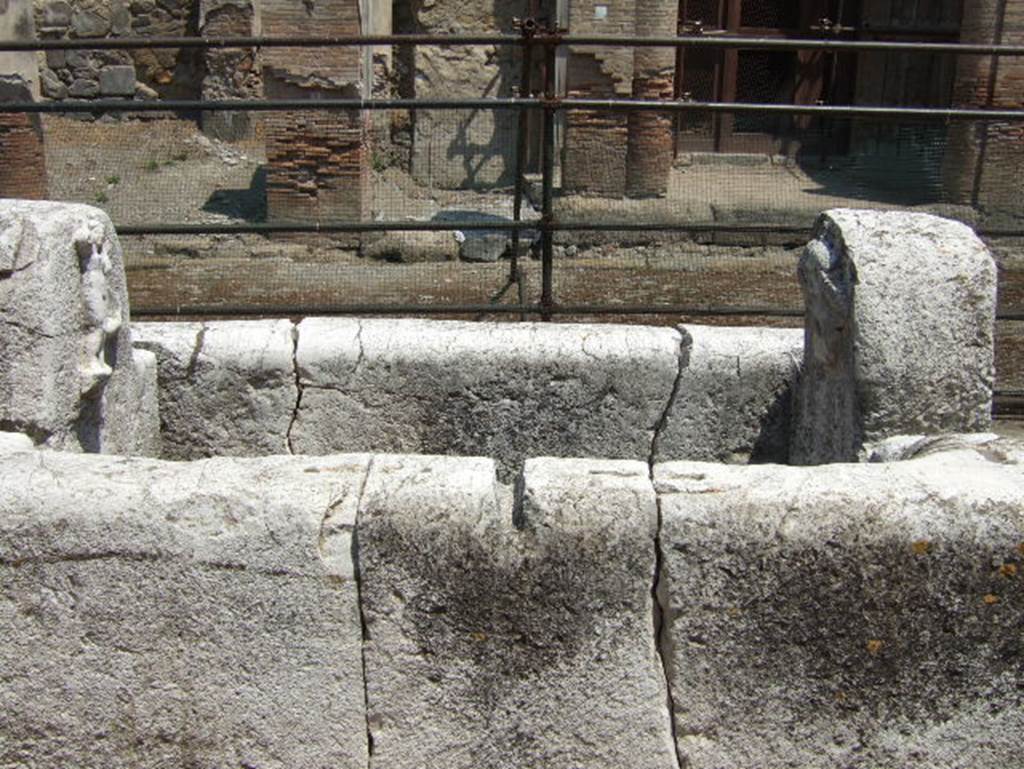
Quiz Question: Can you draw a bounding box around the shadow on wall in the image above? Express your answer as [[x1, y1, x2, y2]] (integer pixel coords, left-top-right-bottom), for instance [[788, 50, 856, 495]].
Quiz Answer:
[[202, 166, 267, 221]]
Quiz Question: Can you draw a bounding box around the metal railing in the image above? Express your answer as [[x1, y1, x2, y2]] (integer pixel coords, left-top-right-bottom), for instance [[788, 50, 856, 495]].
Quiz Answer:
[[2, 24, 1024, 322]]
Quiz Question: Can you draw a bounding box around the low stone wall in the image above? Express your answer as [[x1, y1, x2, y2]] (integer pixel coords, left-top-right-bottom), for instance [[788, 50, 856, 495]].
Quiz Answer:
[[1, 439, 1021, 768], [133, 318, 806, 476]]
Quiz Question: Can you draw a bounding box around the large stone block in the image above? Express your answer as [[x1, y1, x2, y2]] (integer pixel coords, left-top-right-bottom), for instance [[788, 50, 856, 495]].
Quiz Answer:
[[291, 318, 683, 480], [792, 209, 997, 464], [358, 455, 678, 769], [655, 325, 802, 464], [133, 319, 297, 459], [0, 450, 370, 769], [0, 200, 157, 455], [655, 450, 1024, 768]]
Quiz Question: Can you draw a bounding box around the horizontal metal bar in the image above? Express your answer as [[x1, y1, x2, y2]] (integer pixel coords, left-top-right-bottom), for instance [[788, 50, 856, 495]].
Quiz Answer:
[[0, 33, 1022, 56], [4, 97, 1022, 121], [130, 303, 806, 318], [118, 221, 540, 235], [562, 99, 1024, 120], [114, 221, 1024, 238], [0, 97, 527, 113]]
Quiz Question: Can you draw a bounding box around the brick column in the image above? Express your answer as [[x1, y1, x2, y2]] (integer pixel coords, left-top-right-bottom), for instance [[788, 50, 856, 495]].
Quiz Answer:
[[0, 0, 46, 199], [625, 0, 677, 198], [943, 0, 1024, 222], [260, 0, 368, 238]]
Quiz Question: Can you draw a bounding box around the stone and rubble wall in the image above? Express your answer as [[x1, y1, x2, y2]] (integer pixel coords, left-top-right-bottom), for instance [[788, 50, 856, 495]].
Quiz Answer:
[[32, 0, 200, 102], [29, 0, 263, 132], [402, 0, 520, 189], [1, 440, 1021, 768]]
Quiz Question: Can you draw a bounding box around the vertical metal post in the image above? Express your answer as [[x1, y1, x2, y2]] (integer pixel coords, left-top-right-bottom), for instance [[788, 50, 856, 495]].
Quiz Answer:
[[540, 33, 558, 321], [511, 18, 536, 316]]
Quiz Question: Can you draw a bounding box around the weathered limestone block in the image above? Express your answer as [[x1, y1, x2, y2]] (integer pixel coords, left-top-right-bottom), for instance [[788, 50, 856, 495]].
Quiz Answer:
[[0, 200, 157, 454], [358, 455, 678, 769], [655, 450, 1024, 768], [133, 319, 297, 459], [291, 318, 683, 480], [0, 450, 370, 769], [792, 209, 997, 464], [655, 325, 802, 464]]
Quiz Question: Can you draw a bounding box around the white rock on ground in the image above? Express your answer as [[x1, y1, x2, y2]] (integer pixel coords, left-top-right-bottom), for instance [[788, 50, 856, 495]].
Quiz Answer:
[[792, 209, 997, 464], [655, 325, 802, 464], [0, 200, 157, 454], [291, 318, 684, 480], [357, 455, 679, 769], [133, 319, 297, 459], [655, 448, 1024, 768], [0, 450, 370, 769]]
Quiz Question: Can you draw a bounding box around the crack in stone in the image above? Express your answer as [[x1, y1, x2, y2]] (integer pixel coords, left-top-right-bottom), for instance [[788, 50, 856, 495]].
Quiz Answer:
[[651, 492, 684, 769], [185, 322, 207, 382], [648, 330, 689, 769], [1, 318, 61, 339], [649, 330, 690, 469], [286, 322, 302, 455], [351, 456, 376, 767]]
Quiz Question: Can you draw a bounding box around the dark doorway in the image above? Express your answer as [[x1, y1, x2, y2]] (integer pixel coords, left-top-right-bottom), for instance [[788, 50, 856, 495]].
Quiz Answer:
[[675, 0, 855, 155]]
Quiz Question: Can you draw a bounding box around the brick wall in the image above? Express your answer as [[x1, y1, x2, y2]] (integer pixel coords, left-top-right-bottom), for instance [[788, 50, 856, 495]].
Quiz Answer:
[[563, 0, 677, 198], [944, 0, 1024, 222], [563, 0, 636, 196], [0, 111, 47, 199], [261, 0, 367, 231]]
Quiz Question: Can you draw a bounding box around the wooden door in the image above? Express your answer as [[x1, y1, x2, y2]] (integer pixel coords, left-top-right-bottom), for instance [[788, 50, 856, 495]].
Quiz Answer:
[[676, 0, 841, 154]]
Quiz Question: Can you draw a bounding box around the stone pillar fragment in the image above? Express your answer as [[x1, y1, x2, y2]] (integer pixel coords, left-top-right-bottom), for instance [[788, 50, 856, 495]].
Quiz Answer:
[[791, 209, 997, 465], [0, 0, 46, 199], [200, 0, 262, 141], [0, 200, 158, 454], [625, 0, 677, 198], [358, 455, 679, 769], [260, 0, 368, 237]]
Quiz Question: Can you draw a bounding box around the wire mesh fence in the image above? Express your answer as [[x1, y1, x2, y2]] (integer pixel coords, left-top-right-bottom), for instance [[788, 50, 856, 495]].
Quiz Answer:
[[2, 27, 1023, 399]]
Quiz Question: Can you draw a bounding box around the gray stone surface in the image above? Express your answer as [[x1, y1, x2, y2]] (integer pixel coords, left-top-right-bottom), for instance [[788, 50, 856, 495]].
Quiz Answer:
[[68, 76, 99, 97], [655, 452, 1024, 769], [291, 318, 684, 480], [361, 230, 460, 263], [459, 232, 508, 262], [98, 64, 136, 96], [133, 319, 297, 460], [358, 454, 678, 769], [0, 200, 157, 455], [792, 209, 997, 464], [71, 9, 109, 37], [0, 431, 33, 453], [131, 346, 162, 457], [655, 324, 801, 464], [0, 450, 370, 769]]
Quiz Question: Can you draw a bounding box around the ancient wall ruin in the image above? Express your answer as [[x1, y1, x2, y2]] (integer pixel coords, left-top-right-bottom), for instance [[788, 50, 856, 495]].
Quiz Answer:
[[0, 199, 1020, 768], [260, 0, 368, 229]]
